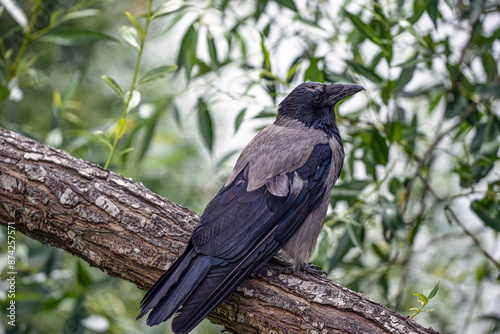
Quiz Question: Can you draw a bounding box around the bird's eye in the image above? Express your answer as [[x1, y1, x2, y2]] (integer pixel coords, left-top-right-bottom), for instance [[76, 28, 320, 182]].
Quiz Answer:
[[312, 95, 321, 104]]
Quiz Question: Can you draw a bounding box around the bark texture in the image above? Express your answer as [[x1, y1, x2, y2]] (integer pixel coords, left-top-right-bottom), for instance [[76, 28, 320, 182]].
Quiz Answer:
[[0, 127, 440, 334]]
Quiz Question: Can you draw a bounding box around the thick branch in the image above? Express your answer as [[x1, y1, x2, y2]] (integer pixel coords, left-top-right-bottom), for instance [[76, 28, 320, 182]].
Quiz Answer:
[[0, 127, 440, 334]]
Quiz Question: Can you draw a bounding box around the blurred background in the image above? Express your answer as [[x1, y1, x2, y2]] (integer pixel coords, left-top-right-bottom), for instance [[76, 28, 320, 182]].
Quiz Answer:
[[0, 0, 499, 333]]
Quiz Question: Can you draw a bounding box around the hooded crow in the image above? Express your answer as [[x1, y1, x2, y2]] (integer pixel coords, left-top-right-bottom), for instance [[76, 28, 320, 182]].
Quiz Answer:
[[137, 81, 365, 333]]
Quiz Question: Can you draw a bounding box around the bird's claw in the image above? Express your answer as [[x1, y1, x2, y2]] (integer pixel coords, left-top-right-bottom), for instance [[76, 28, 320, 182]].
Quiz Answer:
[[304, 262, 327, 276], [279, 266, 294, 275]]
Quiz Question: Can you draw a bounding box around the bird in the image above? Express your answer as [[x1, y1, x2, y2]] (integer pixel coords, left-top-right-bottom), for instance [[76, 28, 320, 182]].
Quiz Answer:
[[136, 81, 364, 333]]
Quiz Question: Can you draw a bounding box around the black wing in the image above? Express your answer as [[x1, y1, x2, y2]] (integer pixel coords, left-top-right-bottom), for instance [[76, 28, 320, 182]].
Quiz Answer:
[[139, 143, 332, 333], [173, 143, 332, 332]]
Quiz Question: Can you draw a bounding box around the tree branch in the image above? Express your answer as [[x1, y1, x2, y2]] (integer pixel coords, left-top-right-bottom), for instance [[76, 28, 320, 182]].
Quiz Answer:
[[0, 127, 440, 334]]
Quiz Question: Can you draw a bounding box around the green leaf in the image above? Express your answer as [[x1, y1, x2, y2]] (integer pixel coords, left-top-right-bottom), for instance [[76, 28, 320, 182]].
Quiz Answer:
[[469, 0, 485, 23], [428, 281, 440, 300], [410, 0, 427, 23], [63, 9, 100, 21], [345, 218, 364, 249], [472, 193, 500, 232], [380, 196, 406, 241], [254, 0, 269, 19], [276, 0, 297, 11], [381, 80, 395, 105], [445, 89, 469, 119], [426, 0, 438, 27], [395, 66, 415, 91], [481, 53, 498, 82], [304, 58, 324, 82], [62, 72, 81, 102], [413, 293, 429, 305], [330, 180, 370, 205], [94, 131, 113, 149], [39, 28, 116, 45], [387, 121, 404, 143], [159, 10, 186, 34], [471, 122, 487, 154], [177, 24, 199, 80], [125, 11, 145, 41], [286, 57, 301, 83], [347, 59, 383, 83], [101, 75, 124, 97], [371, 244, 388, 260], [115, 118, 127, 140], [151, 1, 185, 19], [370, 129, 389, 165], [49, 8, 63, 26], [119, 25, 140, 51], [207, 29, 219, 70], [76, 261, 93, 288], [0, 84, 9, 103], [345, 11, 384, 49], [261, 34, 271, 71], [329, 230, 354, 270], [400, 20, 428, 47], [234, 108, 247, 133], [138, 65, 177, 85], [198, 99, 214, 152], [170, 99, 182, 127], [124, 90, 141, 113]]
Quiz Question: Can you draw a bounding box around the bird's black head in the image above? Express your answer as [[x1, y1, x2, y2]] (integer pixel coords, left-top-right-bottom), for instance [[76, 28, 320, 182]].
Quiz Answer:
[[277, 82, 364, 137]]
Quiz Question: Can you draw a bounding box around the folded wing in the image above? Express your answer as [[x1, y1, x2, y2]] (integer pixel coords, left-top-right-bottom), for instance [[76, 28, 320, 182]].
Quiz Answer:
[[138, 143, 332, 333]]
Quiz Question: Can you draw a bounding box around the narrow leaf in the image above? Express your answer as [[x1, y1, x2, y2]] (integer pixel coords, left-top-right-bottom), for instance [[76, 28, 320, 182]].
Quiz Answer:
[[427, 0, 438, 27], [472, 197, 500, 232], [170, 100, 182, 127], [115, 118, 127, 140], [119, 25, 140, 51], [329, 230, 354, 270], [234, 108, 247, 133], [261, 34, 271, 71], [207, 29, 219, 70], [395, 66, 415, 91], [345, 11, 381, 46], [124, 90, 141, 113], [39, 28, 116, 45], [198, 99, 214, 151], [76, 261, 94, 288], [276, 0, 297, 11], [63, 9, 100, 21], [138, 65, 178, 85], [53, 90, 63, 109], [413, 293, 429, 305], [428, 281, 440, 300], [177, 24, 198, 80], [152, 0, 185, 19], [125, 11, 145, 41], [286, 58, 301, 83], [101, 75, 124, 97], [347, 59, 383, 83], [482, 53, 498, 82], [0, 85, 9, 103]]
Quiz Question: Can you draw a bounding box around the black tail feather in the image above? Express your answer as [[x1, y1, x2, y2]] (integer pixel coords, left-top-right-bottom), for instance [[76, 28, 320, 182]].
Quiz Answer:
[[171, 238, 281, 333], [146, 255, 212, 326], [137, 245, 198, 320]]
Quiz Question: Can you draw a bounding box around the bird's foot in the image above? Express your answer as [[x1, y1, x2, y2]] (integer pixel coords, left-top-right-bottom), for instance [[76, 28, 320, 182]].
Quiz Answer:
[[270, 255, 294, 267], [279, 266, 294, 275], [304, 262, 327, 276], [270, 255, 295, 275]]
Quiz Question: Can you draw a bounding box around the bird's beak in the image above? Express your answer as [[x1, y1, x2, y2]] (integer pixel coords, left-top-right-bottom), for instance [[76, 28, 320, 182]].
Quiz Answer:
[[326, 84, 365, 105]]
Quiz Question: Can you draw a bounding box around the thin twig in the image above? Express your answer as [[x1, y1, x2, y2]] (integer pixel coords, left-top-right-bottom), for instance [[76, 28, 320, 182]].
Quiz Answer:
[[402, 104, 477, 214], [445, 207, 500, 269]]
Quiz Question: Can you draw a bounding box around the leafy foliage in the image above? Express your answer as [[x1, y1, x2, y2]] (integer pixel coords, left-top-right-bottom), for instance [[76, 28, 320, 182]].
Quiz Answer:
[[0, 0, 499, 333]]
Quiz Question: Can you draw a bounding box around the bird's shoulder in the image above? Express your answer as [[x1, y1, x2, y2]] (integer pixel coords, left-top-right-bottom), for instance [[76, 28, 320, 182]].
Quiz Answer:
[[226, 118, 332, 192]]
